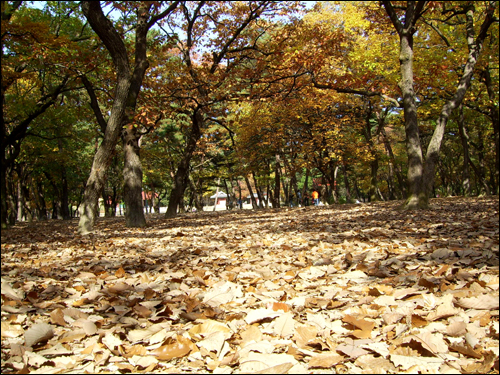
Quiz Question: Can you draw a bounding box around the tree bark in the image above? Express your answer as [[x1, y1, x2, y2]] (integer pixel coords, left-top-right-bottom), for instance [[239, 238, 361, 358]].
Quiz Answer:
[[481, 67, 499, 193], [122, 124, 146, 226], [245, 175, 258, 209], [165, 109, 202, 218], [457, 105, 471, 196], [382, 1, 496, 209], [421, 4, 496, 200], [342, 164, 352, 203], [78, 1, 178, 233], [273, 154, 281, 208]]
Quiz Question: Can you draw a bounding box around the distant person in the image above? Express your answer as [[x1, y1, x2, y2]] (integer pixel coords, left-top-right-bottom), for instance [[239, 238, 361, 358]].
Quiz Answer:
[[312, 190, 319, 206]]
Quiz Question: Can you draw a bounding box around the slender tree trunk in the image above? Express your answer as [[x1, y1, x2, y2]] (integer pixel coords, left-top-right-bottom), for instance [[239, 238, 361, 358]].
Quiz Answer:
[[301, 169, 310, 205], [252, 171, 265, 208], [369, 158, 379, 202], [380, 127, 406, 199], [0, 164, 8, 228], [273, 154, 281, 208], [481, 67, 499, 193], [457, 104, 471, 196], [16, 178, 23, 222], [165, 109, 202, 218], [342, 164, 352, 203], [36, 180, 48, 220], [59, 166, 71, 220], [122, 125, 146, 227], [213, 178, 220, 211], [382, 1, 496, 209], [245, 175, 258, 209]]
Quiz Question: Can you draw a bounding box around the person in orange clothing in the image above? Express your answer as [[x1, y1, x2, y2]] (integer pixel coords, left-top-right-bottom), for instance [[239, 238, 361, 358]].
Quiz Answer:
[[312, 190, 319, 206]]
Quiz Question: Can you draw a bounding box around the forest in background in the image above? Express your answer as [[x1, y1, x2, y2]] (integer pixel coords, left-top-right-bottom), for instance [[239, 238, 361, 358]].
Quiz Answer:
[[1, 1, 499, 233]]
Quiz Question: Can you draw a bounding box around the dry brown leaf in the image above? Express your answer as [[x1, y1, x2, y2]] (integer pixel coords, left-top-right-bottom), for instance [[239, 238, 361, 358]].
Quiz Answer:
[[342, 315, 375, 332], [447, 320, 467, 336], [251, 362, 294, 374], [240, 324, 263, 347], [24, 323, 54, 347], [150, 335, 195, 360], [308, 352, 343, 369], [462, 349, 497, 373], [354, 354, 397, 374], [49, 308, 67, 326], [448, 341, 482, 358], [1, 322, 24, 338], [293, 324, 318, 349], [456, 294, 500, 310], [273, 312, 295, 338]]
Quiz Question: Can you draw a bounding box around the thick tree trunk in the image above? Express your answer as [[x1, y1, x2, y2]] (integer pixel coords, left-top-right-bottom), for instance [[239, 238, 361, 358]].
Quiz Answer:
[[78, 2, 133, 234], [165, 110, 202, 218], [78, 1, 178, 233], [78, 100, 130, 234], [398, 32, 427, 209], [122, 125, 146, 227]]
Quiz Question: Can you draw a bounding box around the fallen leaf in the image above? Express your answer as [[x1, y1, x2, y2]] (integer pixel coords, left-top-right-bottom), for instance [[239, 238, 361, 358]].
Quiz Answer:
[[308, 352, 343, 368], [150, 335, 195, 360], [24, 323, 54, 347], [456, 294, 500, 310]]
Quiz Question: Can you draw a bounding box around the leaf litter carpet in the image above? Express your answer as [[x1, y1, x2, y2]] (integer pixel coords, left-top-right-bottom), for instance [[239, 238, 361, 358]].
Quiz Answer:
[[1, 196, 499, 374]]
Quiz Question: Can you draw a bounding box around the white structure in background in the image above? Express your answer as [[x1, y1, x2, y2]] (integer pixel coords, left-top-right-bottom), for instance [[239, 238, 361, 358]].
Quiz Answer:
[[210, 192, 228, 208]]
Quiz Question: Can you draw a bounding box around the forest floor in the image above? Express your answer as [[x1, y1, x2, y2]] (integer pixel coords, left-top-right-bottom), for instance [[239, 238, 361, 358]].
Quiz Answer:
[[1, 196, 499, 374]]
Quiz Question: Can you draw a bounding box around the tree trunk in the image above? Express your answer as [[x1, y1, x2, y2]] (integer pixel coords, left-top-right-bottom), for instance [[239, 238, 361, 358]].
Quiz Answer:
[[78, 1, 178, 233], [165, 109, 202, 218], [122, 125, 146, 227], [398, 31, 426, 209], [301, 169, 310, 206], [342, 164, 352, 203], [380, 126, 406, 199], [16, 172, 23, 222], [457, 104, 471, 196], [0, 164, 8, 228], [59, 166, 71, 220], [245, 175, 258, 209], [481, 67, 499, 193], [382, 1, 496, 209], [36, 180, 48, 220], [369, 158, 379, 202], [213, 178, 220, 211], [273, 154, 281, 208], [252, 171, 265, 208]]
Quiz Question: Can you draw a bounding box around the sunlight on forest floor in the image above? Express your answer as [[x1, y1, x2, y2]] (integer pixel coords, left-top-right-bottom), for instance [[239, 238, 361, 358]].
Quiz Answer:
[[1, 196, 499, 374]]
